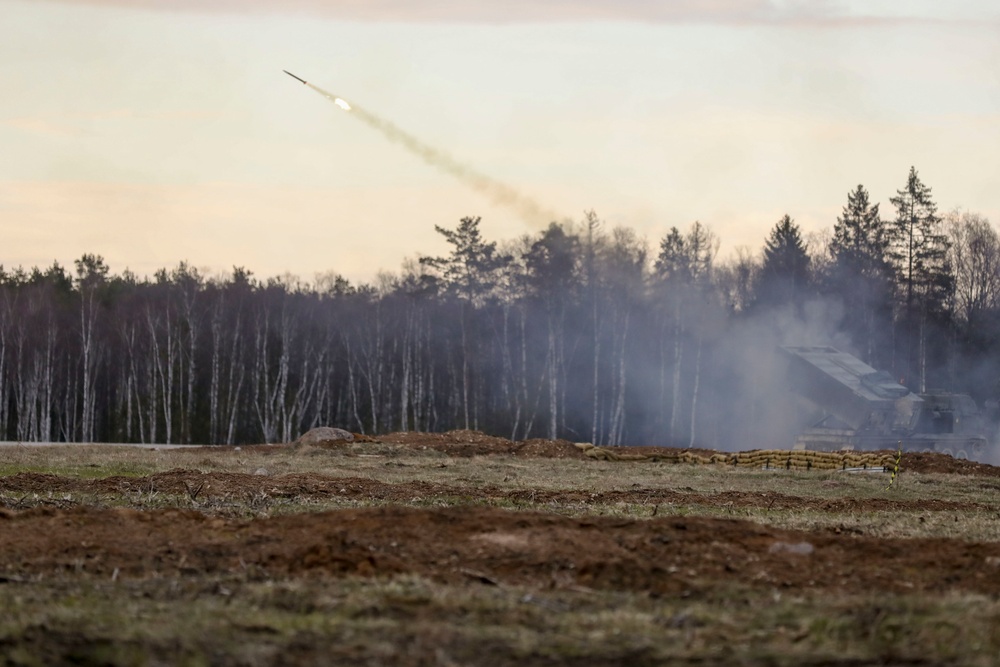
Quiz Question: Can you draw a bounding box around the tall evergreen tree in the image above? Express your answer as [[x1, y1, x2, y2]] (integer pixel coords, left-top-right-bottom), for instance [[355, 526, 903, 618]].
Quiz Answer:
[[524, 223, 579, 300], [420, 216, 509, 305], [756, 215, 811, 308], [887, 167, 954, 390], [888, 167, 952, 313], [524, 223, 581, 439], [831, 185, 890, 276], [654, 227, 688, 283], [419, 217, 512, 430], [827, 184, 894, 364], [653, 221, 715, 286]]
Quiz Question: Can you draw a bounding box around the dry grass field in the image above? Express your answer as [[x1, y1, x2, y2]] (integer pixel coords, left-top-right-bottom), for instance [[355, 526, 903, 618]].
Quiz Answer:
[[2, 431, 1000, 666]]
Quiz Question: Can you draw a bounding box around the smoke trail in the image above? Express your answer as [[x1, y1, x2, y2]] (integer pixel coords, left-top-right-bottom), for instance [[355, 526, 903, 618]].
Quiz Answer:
[[307, 84, 559, 226]]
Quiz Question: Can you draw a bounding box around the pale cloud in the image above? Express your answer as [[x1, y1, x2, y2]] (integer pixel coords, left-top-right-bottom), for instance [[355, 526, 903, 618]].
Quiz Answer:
[[5, 109, 996, 282], [2, 109, 220, 139], [0, 179, 499, 282], [85, 109, 218, 122], [2, 117, 87, 138], [5, 107, 217, 127], [35, 0, 992, 25]]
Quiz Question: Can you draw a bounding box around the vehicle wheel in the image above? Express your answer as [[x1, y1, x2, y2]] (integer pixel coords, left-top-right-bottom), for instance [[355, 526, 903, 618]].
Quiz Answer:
[[938, 446, 954, 457], [956, 449, 969, 460]]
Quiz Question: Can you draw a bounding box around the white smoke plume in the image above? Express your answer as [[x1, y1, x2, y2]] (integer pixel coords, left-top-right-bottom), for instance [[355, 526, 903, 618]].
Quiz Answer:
[[307, 84, 559, 226]]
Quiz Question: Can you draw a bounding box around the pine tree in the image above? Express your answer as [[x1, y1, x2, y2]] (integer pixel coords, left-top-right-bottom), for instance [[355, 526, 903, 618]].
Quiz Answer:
[[888, 167, 952, 313], [524, 223, 579, 300], [827, 185, 894, 363], [654, 221, 715, 286], [654, 227, 688, 283], [523, 223, 581, 441], [831, 185, 891, 277], [420, 216, 509, 305], [756, 215, 811, 308], [887, 167, 954, 391], [419, 217, 511, 429]]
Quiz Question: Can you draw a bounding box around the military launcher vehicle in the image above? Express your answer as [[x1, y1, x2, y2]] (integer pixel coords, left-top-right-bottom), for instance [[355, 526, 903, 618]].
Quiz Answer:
[[779, 346, 991, 459]]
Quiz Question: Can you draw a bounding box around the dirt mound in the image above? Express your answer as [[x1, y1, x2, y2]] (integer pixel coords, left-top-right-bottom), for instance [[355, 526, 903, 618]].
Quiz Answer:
[[515, 438, 582, 458], [337, 431, 1000, 475], [1, 505, 998, 595], [377, 430, 517, 456], [898, 451, 1000, 476]]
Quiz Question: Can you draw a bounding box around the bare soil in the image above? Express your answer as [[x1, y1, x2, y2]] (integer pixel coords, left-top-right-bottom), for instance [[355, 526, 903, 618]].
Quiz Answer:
[[2, 503, 1000, 597], [2, 431, 999, 666], [1, 434, 996, 592]]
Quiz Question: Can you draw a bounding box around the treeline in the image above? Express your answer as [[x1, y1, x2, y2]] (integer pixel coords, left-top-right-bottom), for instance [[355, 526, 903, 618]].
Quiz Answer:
[[2, 166, 1000, 447]]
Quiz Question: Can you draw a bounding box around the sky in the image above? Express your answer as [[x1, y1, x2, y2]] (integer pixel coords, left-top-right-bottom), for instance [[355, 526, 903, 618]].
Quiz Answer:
[[2, 0, 999, 283]]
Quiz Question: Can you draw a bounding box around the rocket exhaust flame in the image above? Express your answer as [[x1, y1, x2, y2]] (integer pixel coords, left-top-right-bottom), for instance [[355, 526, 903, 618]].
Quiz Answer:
[[300, 80, 557, 226]]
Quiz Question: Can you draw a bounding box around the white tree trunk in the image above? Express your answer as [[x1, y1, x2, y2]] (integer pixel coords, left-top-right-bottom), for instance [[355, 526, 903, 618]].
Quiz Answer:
[[689, 337, 703, 448]]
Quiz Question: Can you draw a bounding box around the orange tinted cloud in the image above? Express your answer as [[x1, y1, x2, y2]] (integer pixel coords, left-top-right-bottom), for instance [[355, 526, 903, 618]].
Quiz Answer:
[[3, 117, 87, 138], [0, 179, 543, 282], [3, 109, 218, 138]]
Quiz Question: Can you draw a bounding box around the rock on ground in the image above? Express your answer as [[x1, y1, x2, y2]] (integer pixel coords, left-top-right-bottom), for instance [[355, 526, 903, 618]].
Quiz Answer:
[[296, 427, 354, 446]]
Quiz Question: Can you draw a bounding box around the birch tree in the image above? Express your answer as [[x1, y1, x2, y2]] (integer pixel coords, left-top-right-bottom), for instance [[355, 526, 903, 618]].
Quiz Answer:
[[524, 223, 579, 440], [601, 227, 646, 446], [653, 222, 718, 446], [74, 254, 109, 442], [946, 210, 1000, 331]]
